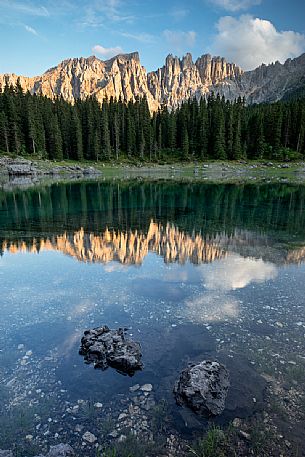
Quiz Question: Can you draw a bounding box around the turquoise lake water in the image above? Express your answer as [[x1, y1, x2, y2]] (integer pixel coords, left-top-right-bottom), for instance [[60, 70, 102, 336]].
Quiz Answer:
[[0, 180, 304, 456]]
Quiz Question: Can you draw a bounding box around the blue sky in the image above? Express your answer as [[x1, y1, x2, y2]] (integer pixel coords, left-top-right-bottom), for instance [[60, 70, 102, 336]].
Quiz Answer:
[[0, 0, 304, 76]]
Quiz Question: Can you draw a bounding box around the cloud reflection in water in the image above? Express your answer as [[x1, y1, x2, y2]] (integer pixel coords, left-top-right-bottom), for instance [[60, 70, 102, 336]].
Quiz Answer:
[[184, 254, 277, 323]]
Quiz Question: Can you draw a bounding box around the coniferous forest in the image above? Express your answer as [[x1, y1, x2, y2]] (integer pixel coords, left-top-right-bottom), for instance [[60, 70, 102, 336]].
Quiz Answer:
[[0, 81, 305, 162]]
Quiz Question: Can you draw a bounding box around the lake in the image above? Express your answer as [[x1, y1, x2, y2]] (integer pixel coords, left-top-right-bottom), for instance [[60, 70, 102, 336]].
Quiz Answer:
[[0, 180, 305, 456]]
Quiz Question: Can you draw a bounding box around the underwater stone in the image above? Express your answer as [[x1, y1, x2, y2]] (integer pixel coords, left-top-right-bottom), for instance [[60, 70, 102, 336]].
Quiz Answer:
[[46, 444, 75, 457], [79, 325, 143, 375], [173, 360, 230, 416], [129, 384, 140, 392], [32, 444, 74, 457], [82, 431, 97, 444], [141, 383, 153, 392]]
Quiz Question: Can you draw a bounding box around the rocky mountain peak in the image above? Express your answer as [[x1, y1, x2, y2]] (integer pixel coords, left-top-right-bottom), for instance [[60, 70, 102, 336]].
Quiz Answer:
[[0, 51, 304, 110], [146, 52, 244, 108], [105, 51, 140, 65], [44, 55, 105, 75], [182, 52, 194, 66]]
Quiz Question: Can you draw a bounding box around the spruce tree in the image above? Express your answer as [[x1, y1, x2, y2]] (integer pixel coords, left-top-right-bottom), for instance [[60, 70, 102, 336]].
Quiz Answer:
[[70, 110, 83, 161], [0, 112, 9, 153], [232, 111, 242, 160], [101, 103, 111, 160], [212, 96, 226, 159]]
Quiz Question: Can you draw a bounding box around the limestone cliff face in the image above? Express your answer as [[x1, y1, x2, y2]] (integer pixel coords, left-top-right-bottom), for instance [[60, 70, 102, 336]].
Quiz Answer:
[[0, 51, 304, 110], [0, 52, 158, 111], [147, 53, 243, 108]]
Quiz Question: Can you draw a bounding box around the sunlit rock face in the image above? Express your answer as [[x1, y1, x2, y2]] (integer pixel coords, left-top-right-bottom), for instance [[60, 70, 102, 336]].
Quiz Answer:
[[147, 53, 243, 109], [1, 51, 303, 110], [0, 53, 158, 112]]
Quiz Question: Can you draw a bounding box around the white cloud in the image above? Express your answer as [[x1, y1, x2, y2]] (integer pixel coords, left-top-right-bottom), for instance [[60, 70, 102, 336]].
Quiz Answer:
[[25, 24, 38, 35], [82, 0, 134, 26], [163, 30, 196, 52], [0, 0, 49, 16], [212, 15, 305, 70], [209, 0, 261, 12], [120, 32, 156, 44], [92, 44, 123, 59], [170, 7, 189, 21]]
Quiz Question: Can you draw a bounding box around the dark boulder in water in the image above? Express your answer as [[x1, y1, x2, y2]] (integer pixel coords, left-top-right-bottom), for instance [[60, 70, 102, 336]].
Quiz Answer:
[[79, 325, 143, 375], [173, 360, 230, 416]]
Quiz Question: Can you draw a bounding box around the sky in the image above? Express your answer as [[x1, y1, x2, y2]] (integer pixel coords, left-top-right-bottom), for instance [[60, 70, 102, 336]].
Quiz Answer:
[[0, 0, 304, 76]]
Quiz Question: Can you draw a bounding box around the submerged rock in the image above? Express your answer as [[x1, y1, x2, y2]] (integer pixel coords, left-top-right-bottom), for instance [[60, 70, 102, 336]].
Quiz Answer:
[[31, 444, 74, 457], [79, 325, 143, 375], [2, 445, 75, 457], [173, 360, 230, 416], [82, 431, 97, 443], [0, 451, 13, 457], [46, 444, 75, 457]]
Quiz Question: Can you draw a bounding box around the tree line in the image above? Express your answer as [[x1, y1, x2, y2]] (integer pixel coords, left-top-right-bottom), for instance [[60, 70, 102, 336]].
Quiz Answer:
[[0, 81, 304, 161]]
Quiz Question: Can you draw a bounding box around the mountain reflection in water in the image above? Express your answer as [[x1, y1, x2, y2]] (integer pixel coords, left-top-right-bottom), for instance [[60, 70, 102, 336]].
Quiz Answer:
[[2, 223, 305, 266], [1, 180, 305, 267], [2, 223, 226, 265]]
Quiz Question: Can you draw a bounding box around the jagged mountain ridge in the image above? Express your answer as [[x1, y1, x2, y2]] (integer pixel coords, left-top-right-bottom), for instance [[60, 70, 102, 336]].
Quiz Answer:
[[213, 53, 305, 104], [0, 51, 304, 110]]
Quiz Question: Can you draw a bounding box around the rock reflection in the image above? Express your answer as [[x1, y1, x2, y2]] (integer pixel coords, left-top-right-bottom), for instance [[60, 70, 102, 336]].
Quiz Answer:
[[1, 221, 227, 266], [2, 181, 305, 267], [3, 222, 305, 267]]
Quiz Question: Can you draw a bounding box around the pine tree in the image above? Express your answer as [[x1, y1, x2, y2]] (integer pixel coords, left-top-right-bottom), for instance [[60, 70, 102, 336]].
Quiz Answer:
[[26, 96, 37, 155], [43, 103, 63, 160], [197, 98, 208, 159], [126, 105, 136, 157], [101, 103, 111, 160], [113, 111, 120, 161], [212, 96, 226, 159], [225, 101, 234, 159], [296, 103, 305, 154], [70, 109, 83, 161], [232, 110, 242, 160], [0, 112, 9, 153], [255, 111, 266, 159], [2, 83, 21, 153], [182, 125, 189, 159], [139, 129, 145, 160]]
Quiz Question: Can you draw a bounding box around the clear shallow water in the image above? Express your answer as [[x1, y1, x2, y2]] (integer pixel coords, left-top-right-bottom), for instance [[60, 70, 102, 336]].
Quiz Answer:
[[0, 181, 305, 456]]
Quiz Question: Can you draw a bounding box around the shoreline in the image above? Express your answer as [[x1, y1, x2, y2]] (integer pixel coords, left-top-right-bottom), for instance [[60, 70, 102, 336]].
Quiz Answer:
[[1, 155, 305, 189]]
